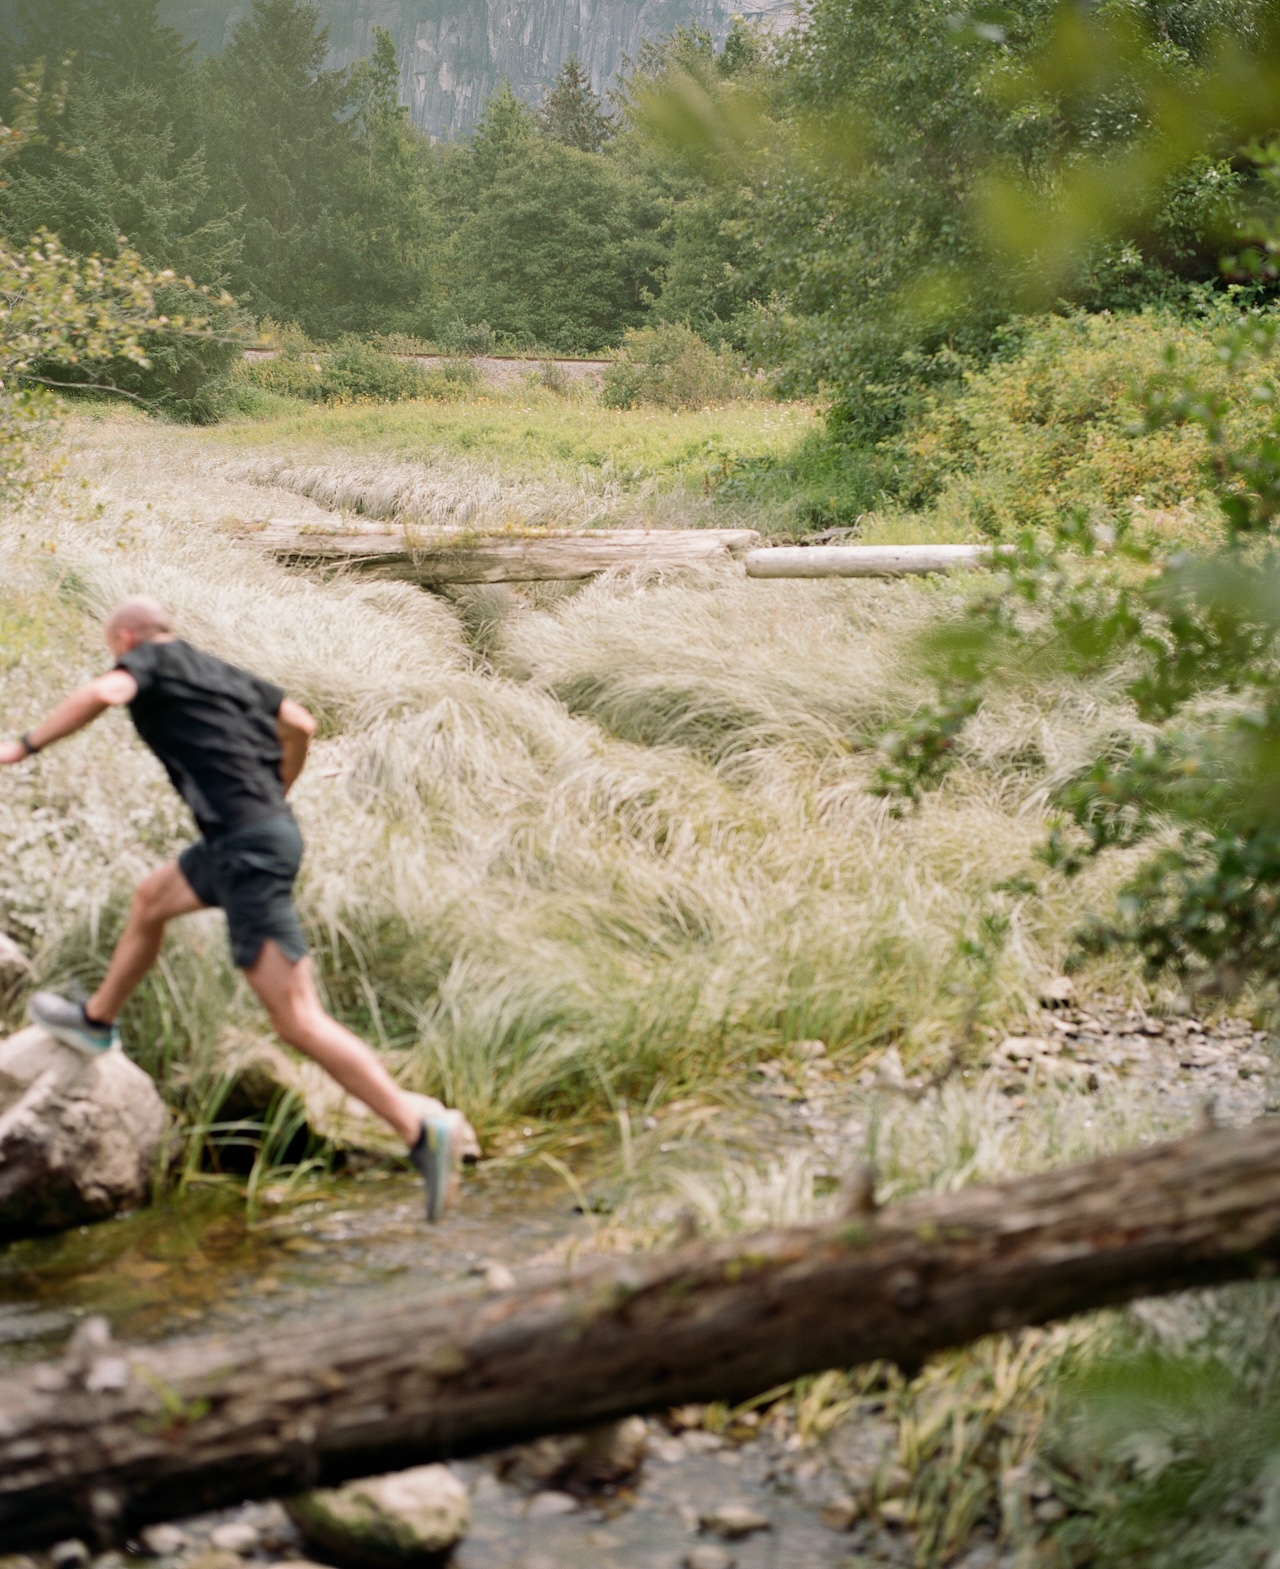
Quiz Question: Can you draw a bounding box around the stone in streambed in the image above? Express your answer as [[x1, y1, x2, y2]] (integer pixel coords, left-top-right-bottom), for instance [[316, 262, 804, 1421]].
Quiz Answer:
[[685, 1549, 736, 1569], [218, 1031, 481, 1162], [287, 1464, 470, 1567], [0, 1027, 169, 1236], [209, 1521, 260, 1553], [501, 1415, 648, 1491], [699, 1502, 771, 1539], [138, 1523, 190, 1556]]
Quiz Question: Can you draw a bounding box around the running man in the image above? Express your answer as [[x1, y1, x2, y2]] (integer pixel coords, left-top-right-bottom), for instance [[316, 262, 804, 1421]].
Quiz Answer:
[[0, 596, 460, 1220]]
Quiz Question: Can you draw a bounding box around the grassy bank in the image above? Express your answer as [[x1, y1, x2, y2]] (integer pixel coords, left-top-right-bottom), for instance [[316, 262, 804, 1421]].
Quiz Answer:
[[203, 383, 819, 534]]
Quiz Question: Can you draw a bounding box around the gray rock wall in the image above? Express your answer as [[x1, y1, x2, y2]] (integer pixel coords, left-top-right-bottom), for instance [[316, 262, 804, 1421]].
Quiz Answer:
[[157, 0, 792, 139]]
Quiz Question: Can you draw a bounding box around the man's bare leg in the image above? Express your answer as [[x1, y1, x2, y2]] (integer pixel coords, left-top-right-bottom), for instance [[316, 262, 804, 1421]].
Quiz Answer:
[[88, 860, 205, 1022], [243, 939, 421, 1147]]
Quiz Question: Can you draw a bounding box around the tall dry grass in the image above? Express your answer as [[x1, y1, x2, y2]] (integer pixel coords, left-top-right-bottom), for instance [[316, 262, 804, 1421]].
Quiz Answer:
[[0, 412, 1149, 1147]]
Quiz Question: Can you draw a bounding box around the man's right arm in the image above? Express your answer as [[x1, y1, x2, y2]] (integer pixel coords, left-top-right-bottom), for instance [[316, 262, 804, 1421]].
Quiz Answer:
[[0, 669, 138, 766]]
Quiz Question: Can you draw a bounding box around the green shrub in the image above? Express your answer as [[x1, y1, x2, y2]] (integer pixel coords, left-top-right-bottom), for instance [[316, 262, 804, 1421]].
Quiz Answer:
[[897, 310, 1243, 540], [602, 323, 754, 411], [437, 320, 497, 356], [235, 335, 471, 405]]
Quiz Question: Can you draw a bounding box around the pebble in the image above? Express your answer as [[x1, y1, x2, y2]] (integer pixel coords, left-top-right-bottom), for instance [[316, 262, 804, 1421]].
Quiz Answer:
[[484, 1261, 517, 1292], [685, 1549, 736, 1569], [681, 1429, 724, 1454], [526, 1489, 578, 1518], [819, 1494, 862, 1530], [651, 1435, 687, 1463], [50, 1547, 89, 1569], [699, 1502, 771, 1538], [139, 1524, 189, 1556], [209, 1522, 259, 1553]]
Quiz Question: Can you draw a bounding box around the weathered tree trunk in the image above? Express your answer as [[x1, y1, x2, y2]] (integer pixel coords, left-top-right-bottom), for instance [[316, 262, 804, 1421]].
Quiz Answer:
[[258, 524, 761, 583], [745, 544, 998, 577], [7, 1119, 1280, 1547]]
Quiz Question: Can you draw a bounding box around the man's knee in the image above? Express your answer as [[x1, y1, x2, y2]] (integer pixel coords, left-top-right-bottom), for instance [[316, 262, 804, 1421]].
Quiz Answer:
[[131, 875, 172, 928], [266, 990, 323, 1046]]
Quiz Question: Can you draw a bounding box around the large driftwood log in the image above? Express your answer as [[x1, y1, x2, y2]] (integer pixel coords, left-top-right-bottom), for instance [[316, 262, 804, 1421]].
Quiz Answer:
[[745, 544, 997, 577], [257, 524, 761, 583], [7, 1119, 1280, 1547]]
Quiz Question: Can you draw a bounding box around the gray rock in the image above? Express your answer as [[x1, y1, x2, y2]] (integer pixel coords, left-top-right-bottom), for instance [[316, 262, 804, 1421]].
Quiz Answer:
[[699, 1502, 770, 1539], [525, 1490, 578, 1518], [287, 1463, 470, 1566], [50, 1546, 89, 1569], [209, 1521, 259, 1553], [0, 1027, 169, 1235], [501, 1416, 647, 1491], [138, 1524, 189, 1556], [685, 1549, 736, 1569]]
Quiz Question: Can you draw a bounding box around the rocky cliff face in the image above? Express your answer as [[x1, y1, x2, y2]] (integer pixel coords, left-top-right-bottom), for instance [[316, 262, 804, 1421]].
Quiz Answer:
[[158, 0, 791, 139]]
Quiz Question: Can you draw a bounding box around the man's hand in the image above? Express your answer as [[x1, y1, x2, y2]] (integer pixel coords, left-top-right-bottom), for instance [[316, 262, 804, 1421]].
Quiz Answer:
[[3, 668, 138, 766], [277, 698, 317, 793]]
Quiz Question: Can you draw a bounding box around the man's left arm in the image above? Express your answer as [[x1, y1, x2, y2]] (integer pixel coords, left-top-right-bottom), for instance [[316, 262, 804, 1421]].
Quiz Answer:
[[276, 698, 317, 793]]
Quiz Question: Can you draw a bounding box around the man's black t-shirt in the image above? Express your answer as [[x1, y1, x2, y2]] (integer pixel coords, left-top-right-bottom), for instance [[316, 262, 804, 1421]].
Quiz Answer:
[[117, 639, 288, 840]]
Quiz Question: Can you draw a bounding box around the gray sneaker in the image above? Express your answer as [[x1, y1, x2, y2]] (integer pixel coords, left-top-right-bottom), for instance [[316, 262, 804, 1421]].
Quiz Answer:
[[409, 1114, 458, 1223], [28, 991, 119, 1055]]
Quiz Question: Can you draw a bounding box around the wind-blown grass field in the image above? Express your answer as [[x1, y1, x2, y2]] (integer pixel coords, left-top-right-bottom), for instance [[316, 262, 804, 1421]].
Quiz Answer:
[[0, 400, 1145, 1149]]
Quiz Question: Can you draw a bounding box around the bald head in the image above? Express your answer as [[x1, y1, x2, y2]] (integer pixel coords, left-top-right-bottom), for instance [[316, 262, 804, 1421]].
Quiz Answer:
[[104, 596, 174, 657]]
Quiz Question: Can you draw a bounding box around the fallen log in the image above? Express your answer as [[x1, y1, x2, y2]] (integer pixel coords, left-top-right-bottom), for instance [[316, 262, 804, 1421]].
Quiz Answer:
[[255, 523, 761, 583], [6, 1117, 1280, 1548], [745, 543, 997, 577]]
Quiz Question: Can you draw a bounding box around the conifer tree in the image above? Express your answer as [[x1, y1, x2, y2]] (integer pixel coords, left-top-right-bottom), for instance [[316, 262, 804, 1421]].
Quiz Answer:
[[199, 0, 354, 328], [538, 57, 612, 154]]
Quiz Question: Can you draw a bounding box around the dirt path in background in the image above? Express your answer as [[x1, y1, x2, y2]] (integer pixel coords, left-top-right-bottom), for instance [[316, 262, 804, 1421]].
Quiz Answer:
[[240, 350, 611, 391]]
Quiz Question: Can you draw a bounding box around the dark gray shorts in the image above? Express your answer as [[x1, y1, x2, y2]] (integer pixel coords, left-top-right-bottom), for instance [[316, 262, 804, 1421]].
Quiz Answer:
[[178, 812, 308, 970]]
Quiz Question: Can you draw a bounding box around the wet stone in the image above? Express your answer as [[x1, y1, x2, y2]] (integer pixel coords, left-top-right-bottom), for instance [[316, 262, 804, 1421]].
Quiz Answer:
[[685, 1549, 736, 1569], [526, 1490, 578, 1518], [210, 1522, 260, 1553], [139, 1524, 189, 1556], [699, 1502, 771, 1539]]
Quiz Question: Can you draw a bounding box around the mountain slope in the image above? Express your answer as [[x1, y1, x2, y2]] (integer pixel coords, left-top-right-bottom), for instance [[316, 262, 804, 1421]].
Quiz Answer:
[[157, 0, 790, 138]]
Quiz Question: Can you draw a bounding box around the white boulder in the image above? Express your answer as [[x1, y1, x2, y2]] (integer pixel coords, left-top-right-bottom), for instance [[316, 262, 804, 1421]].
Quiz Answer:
[[0, 1027, 169, 1235]]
